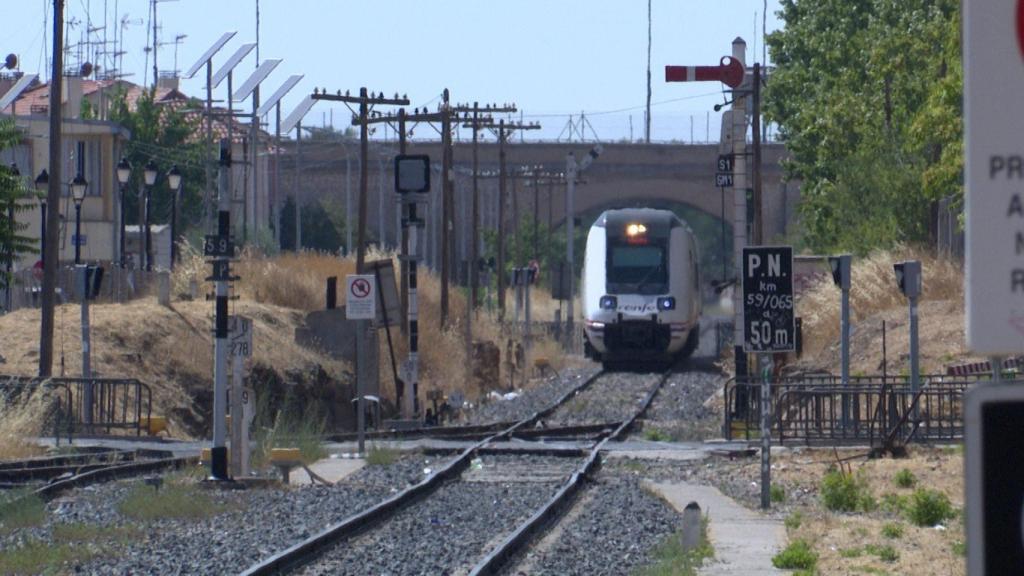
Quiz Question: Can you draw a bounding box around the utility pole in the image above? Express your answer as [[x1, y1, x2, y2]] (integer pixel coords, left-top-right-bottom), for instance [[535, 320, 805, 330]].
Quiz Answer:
[[312, 88, 409, 273], [454, 102, 516, 312], [440, 89, 451, 325], [565, 144, 603, 344], [39, 0, 64, 378], [752, 62, 764, 244], [475, 119, 541, 320]]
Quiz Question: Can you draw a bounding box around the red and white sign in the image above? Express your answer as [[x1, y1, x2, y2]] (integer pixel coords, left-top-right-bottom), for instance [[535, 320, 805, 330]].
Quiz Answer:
[[964, 0, 1024, 355], [346, 274, 376, 320], [665, 56, 744, 88]]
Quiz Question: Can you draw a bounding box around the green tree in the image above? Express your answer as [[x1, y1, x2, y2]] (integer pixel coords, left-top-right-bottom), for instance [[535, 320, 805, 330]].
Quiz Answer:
[[107, 88, 207, 239], [765, 0, 961, 253], [0, 119, 38, 291]]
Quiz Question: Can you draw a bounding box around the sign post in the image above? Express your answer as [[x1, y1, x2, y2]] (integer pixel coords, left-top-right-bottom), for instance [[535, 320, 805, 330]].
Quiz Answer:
[[347, 274, 376, 454], [742, 246, 796, 353], [228, 315, 252, 478], [395, 154, 430, 421]]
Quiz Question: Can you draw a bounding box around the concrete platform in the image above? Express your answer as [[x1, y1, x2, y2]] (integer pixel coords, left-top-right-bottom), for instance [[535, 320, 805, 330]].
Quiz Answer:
[[290, 457, 366, 486], [646, 481, 785, 575]]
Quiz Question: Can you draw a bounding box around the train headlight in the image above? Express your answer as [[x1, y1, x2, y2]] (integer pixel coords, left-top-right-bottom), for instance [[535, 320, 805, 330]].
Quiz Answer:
[[657, 297, 676, 311], [599, 295, 617, 310], [626, 223, 647, 237]]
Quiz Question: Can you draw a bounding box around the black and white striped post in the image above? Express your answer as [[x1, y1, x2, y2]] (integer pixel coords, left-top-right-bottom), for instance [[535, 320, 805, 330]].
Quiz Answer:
[[207, 139, 233, 481], [395, 154, 431, 419]]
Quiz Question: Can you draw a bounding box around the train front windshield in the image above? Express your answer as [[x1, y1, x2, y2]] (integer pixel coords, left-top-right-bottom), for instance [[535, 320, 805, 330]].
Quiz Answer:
[[607, 242, 667, 294]]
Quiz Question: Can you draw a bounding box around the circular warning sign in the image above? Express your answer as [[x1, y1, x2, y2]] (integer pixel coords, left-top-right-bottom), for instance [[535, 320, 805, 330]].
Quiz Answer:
[[351, 278, 371, 298]]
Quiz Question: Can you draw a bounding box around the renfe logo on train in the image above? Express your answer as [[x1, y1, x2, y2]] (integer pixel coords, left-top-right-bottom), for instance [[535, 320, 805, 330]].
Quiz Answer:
[[742, 246, 795, 353]]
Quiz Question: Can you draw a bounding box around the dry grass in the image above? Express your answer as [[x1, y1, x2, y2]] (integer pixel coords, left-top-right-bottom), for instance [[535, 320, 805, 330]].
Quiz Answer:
[[0, 388, 54, 460], [792, 246, 968, 375], [766, 447, 965, 575]]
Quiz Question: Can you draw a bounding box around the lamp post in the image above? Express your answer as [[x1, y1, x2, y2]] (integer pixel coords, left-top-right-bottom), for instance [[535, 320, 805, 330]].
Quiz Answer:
[[116, 158, 131, 268], [34, 170, 48, 268], [71, 173, 88, 264], [143, 160, 157, 271], [6, 163, 18, 311], [167, 165, 181, 269]]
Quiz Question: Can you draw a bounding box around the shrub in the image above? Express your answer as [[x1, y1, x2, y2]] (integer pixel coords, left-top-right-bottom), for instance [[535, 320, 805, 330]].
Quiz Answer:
[[772, 539, 817, 570], [366, 446, 400, 467], [784, 511, 804, 531], [866, 543, 900, 562], [881, 493, 910, 514], [906, 488, 955, 527], [952, 540, 967, 557], [770, 484, 786, 504], [820, 469, 873, 512], [643, 427, 671, 442], [894, 468, 917, 488], [881, 522, 904, 539]]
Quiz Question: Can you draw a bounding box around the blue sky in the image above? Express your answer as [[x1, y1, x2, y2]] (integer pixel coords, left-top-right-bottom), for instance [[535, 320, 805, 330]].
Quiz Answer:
[[3, 0, 783, 142]]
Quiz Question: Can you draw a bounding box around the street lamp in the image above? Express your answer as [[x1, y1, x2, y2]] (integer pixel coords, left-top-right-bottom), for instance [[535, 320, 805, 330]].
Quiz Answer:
[[143, 160, 157, 271], [167, 165, 182, 269], [71, 173, 88, 264], [116, 158, 131, 267], [34, 169, 48, 268]]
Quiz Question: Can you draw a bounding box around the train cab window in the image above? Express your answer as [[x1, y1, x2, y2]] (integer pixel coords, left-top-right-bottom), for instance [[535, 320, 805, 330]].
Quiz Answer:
[[607, 243, 668, 294]]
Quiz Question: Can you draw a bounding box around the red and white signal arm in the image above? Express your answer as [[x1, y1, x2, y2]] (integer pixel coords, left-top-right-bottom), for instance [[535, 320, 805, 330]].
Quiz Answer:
[[964, 0, 1024, 354]]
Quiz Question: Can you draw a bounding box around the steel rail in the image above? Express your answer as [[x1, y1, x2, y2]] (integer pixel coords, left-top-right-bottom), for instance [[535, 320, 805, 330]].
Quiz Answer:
[[468, 368, 672, 576], [32, 455, 197, 501], [239, 370, 607, 576], [0, 448, 130, 471]]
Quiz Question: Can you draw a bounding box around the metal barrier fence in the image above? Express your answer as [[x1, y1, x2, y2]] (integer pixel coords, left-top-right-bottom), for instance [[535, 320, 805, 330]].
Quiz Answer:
[[724, 373, 997, 447], [0, 376, 153, 437], [2, 266, 161, 313]]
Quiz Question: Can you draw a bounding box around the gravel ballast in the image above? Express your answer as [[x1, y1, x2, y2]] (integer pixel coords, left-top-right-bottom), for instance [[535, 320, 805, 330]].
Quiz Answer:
[[459, 367, 600, 425], [638, 369, 726, 441], [298, 454, 574, 576], [544, 372, 662, 427], [502, 472, 684, 576]]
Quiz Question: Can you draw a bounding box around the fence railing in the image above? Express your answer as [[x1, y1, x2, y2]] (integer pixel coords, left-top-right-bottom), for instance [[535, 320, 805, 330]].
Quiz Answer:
[[2, 266, 163, 313], [0, 375, 153, 438], [725, 373, 994, 447]]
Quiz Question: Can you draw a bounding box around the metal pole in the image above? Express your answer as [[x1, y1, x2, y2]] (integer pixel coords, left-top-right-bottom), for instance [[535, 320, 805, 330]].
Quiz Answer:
[[205, 60, 213, 231], [79, 265, 92, 425], [145, 187, 152, 271], [378, 156, 385, 249], [211, 139, 232, 481], [909, 294, 919, 420], [356, 319, 367, 453], [752, 62, 764, 244], [471, 106, 480, 310], [345, 152, 352, 256], [356, 87, 369, 273], [440, 89, 450, 325], [398, 111, 409, 334], [119, 187, 126, 267], [247, 84, 258, 245], [497, 121, 507, 320], [406, 202, 420, 419], [841, 280, 850, 426], [171, 186, 178, 269], [533, 172, 539, 261], [565, 153, 577, 343], [732, 37, 749, 379], [720, 186, 726, 281], [294, 120, 302, 250], [274, 101, 281, 246], [760, 357, 771, 510], [74, 203, 82, 264], [231, 353, 244, 478]]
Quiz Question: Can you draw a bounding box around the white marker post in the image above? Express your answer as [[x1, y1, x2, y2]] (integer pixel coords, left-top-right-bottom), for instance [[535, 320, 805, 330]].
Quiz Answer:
[[229, 315, 253, 478], [347, 274, 376, 454]]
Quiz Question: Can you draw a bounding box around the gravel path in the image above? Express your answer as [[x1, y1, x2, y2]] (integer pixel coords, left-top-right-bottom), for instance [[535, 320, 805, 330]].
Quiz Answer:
[[637, 369, 726, 441], [459, 367, 600, 425], [298, 454, 574, 576], [501, 471, 684, 576], [544, 372, 662, 427]]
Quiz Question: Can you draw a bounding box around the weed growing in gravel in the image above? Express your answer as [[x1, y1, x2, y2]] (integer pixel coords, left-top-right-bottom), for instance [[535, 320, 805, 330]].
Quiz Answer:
[[643, 427, 671, 442], [906, 488, 955, 527], [0, 489, 46, 532], [772, 539, 817, 570], [881, 522, 904, 539], [0, 541, 94, 574], [52, 522, 141, 544], [952, 540, 967, 557], [880, 492, 910, 514], [865, 543, 900, 562], [366, 445, 400, 466], [770, 484, 786, 503], [117, 482, 225, 521], [893, 468, 917, 488], [839, 547, 863, 558], [634, 517, 713, 576], [251, 398, 328, 469], [784, 511, 803, 531], [820, 468, 874, 513]]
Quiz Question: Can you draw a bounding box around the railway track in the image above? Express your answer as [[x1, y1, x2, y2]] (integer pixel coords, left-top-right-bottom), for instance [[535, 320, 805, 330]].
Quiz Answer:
[[0, 448, 195, 498], [240, 367, 673, 575]]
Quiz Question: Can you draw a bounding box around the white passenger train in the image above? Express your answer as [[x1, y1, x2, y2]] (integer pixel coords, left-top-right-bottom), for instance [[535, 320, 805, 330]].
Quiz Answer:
[[581, 208, 702, 368]]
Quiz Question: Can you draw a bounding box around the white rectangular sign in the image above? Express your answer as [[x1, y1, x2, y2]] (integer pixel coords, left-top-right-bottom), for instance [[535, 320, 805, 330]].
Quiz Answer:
[[346, 274, 377, 320], [965, 0, 1024, 354], [228, 316, 253, 358]]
